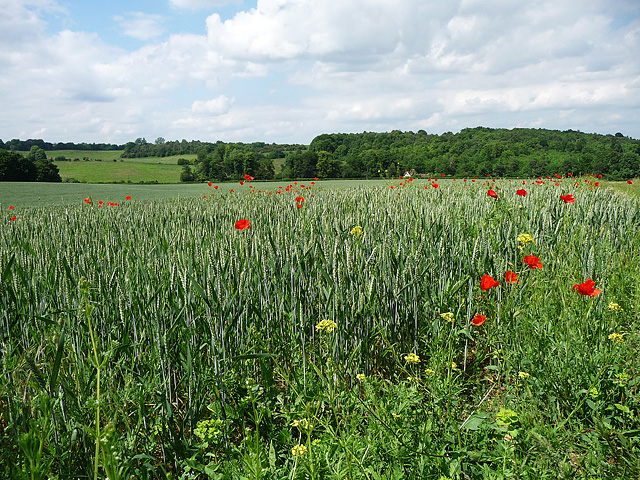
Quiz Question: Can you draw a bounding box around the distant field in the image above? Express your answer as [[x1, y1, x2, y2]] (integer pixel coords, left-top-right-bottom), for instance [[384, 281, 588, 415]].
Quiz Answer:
[[1, 179, 392, 207], [53, 160, 184, 183], [1, 178, 638, 208]]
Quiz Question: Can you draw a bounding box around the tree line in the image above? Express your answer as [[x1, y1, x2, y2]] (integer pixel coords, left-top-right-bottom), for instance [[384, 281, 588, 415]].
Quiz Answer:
[[2, 127, 639, 182]]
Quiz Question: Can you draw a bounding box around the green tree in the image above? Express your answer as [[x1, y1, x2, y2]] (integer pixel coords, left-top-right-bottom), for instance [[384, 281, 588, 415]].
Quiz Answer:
[[35, 158, 62, 182], [0, 150, 37, 181]]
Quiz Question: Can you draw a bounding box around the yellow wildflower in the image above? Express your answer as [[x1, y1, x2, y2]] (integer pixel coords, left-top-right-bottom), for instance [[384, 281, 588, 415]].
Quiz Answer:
[[518, 371, 530, 380], [356, 373, 366, 382], [517, 233, 534, 244], [440, 312, 455, 322], [608, 333, 625, 344], [425, 368, 436, 377], [291, 444, 307, 456], [608, 302, 623, 311], [315, 319, 337, 333], [404, 353, 421, 364], [350, 225, 363, 236]]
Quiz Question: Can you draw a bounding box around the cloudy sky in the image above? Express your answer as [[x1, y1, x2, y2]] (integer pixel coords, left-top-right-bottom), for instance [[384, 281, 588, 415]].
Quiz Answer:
[[1, 0, 639, 145]]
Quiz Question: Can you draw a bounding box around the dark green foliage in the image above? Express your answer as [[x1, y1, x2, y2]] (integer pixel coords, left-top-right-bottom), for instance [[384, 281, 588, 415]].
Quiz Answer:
[[0, 149, 37, 181]]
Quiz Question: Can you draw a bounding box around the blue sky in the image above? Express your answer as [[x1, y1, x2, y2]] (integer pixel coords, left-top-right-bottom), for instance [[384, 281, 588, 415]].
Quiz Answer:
[[1, 0, 639, 145]]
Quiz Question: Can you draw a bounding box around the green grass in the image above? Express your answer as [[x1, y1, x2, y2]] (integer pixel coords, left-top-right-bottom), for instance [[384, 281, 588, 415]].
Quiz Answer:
[[1, 177, 639, 479], [0, 179, 392, 207], [53, 160, 184, 183]]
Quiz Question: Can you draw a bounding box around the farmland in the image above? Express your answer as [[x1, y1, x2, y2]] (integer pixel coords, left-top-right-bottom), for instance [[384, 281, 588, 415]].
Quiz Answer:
[[1, 177, 640, 479]]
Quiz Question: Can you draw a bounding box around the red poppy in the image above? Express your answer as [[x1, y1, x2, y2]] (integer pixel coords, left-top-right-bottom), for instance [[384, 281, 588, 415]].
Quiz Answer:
[[481, 274, 500, 291], [126, 195, 131, 200], [244, 174, 254, 181], [628, 180, 634, 185], [594, 182, 599, 187], [471, 314, 487, 326], [441, 173, 445, 177], [295, 196, 304, 203], [214, 185, 219, 189], [487, 189, 498, 199], [229, 189, 234, 193], [505, 271, 519, 284], [240, 180, 244, 185], [560, 194, 575, 204], [8, 206, 14, 209], [523, 255, 543, 269], [10, 216, 16, 221], [598, 174, 602, 178], [567, 173, 572, 177], [235, 219, 250, 230], [296, 204, 303, 209], [98, 201, 104, 205], [314, 177, 318, 181], [84, 198, 91, 204], [572, 278, 601, 297], [432, 183, 439, 188], [516, 189, 527, 197]]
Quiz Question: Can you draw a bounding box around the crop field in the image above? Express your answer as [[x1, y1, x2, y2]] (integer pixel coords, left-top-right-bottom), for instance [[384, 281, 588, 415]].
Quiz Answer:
[[1, 177, 640, 479]]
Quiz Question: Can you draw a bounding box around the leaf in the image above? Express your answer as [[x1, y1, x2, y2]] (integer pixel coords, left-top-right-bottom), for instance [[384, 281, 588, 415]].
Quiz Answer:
[[462, 413, 490, 431]]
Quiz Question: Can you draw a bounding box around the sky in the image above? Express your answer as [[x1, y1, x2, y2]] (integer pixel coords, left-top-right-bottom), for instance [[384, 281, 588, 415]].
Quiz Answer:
[[1, 0, 639, 145]]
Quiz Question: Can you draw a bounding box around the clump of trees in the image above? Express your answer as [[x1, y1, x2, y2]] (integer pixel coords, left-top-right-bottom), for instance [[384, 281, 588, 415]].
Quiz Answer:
[[0, 146, 61, 182]]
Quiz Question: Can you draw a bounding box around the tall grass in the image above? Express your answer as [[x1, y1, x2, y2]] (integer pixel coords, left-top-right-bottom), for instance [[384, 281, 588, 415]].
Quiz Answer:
[[1, 178, 639, 478]]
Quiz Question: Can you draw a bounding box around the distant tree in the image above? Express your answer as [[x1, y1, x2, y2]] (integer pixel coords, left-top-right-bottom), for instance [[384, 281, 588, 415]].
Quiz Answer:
[[0, 150, 37, 181], [28, 146, 47, 162], [35, 158, 62, 182], [155, 137, 166, 145], [180, 165, 195, 182]]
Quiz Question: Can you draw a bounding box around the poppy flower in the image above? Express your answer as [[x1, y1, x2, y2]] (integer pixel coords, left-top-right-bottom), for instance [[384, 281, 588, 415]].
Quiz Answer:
[[572, 278, 601, 297], [523, 255, 543, 269], [505, 271, 519, 284], [10, 216, 16, 221], [471, 314, 487, 326], [560, 194, 575, 204], [235, 219, 250, 230], [296, 204, 303, 209], [432, 183, 439, 188], [567, 173, 572, 177], [229, 189, 234, 193], [214, 185, 219, 189], [240, 180, 244, 185], [516, 189, 527, 197], [487, 189, 498, 199], [295, 196, 304, 203], [481, 274, 500, 291], [126, 195, 131, 200], [8, 206, 15, 209], [628, 180, 634, 185], [244, 174, 254, 181]]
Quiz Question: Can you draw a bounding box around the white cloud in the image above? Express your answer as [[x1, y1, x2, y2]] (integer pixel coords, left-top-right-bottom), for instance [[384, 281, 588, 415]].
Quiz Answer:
[[1, 0, 640, 143], [191, 95, 233, 115], [115, 12, 165, 41], [170, 0, 241, 9]]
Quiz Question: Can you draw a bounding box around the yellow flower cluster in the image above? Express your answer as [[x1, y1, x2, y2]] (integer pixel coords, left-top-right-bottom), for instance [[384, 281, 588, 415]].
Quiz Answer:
[[350, 225, 363, 236], [608, 302, 623, 311], [518, 371, 530, 380], [517, 233, 534, 244], [315, 319, 338, 333], [440, 312, 455, 322], [291, 418, 312, 430], [356, 373, 366, 382], [404, 353, 421, 364], [291, 444, 308, 456], [608, 333, 625, 344]]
